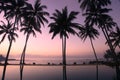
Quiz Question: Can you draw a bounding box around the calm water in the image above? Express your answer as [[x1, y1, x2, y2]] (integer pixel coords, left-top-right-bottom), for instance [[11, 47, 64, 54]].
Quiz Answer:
[[0, 65, 116, 80]]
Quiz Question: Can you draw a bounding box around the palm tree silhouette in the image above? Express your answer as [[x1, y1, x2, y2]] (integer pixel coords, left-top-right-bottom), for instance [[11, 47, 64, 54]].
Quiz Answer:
[[79, 24, 99, 80], [20, 0, 49, 65], [0, 19, 18, 80], [78, 0, 118, 64], [0, 0, 28, 80], [78, 0, 111, 11], [109, 27, 120, 49], [19, 0, 49, 80], [48, 6, 80, 66], [79, 25, 99, 62]]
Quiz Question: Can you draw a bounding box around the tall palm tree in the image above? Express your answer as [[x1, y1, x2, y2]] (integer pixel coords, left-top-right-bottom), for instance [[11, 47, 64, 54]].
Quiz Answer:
[[78, 0, 118, 63], [20, 18, 39, 80], [79, 25, 99, 80], [79, 25, 99, 62], [0, 19, 18, 80], [48, 6, 80, 65], [109, 27, 120, 49], [19, 1, 49, 79], [20, 0, 49, 65]]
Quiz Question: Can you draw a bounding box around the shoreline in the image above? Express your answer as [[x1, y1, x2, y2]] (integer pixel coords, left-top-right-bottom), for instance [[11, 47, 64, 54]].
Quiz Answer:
[[0, 63, 104, 66]]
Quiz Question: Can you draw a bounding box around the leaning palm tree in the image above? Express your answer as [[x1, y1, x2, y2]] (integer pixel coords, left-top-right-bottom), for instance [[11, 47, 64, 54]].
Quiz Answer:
[[0, 19, 18, 80], [48, 6, 80, 65], [20, 0, 49, 65], [78, 0, 118, 63], [19, 1, 49, 79], [79, 24, 99, 80], [20, 18, 40, 80], [79, 25, 99, 62]]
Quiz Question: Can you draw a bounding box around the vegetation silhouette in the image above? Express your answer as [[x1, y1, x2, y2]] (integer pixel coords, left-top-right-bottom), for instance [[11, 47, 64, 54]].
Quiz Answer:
[[63, 65, 67, 80], [48, 6, 80, 65], [0, 19, 18, 80], [78, 25, 99, 80], [109, 27, 120, 49], [78, 0, 120, 80], [0, 0, 119, 80], [0, 0, 27, 80], [19, 0, 49, 80], [78, 0, 117, 60]]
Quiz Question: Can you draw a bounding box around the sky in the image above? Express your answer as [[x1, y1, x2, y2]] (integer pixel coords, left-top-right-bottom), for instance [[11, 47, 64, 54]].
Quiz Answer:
[[0, 0, 120, 58]]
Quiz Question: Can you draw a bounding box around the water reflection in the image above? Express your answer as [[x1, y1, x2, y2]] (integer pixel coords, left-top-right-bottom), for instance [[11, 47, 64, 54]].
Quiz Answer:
[[20, 64, 24, 80], [116, 66, 120, 80], [63, 65, 67, 80], [96, 65, 98, 80], [0, 65, 118, 80], [2, 64, 7, 80]]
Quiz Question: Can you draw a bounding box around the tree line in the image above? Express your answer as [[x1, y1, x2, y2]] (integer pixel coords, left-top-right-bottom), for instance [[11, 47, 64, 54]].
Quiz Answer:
[[0, 0, 120, 80]]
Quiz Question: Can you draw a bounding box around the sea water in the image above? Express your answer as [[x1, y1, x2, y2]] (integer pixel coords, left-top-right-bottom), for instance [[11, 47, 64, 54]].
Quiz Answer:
[[0, 65, 116, 80]]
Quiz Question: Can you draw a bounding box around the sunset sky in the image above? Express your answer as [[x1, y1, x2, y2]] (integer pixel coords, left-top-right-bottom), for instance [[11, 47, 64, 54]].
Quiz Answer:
[[0, 0, 120, 58]]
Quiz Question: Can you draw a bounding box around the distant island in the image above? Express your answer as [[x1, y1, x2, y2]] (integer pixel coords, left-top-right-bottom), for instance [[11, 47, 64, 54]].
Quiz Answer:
[[0, 55, 16, 62], [0, 55, 5, 62]]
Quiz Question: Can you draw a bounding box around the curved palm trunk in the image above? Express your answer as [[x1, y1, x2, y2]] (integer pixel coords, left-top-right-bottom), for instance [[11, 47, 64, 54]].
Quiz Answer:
[[89, 38, 98, 80], [2, 15, 18, 80], [89, 38, 98, 61], [2, 40, 12, 80], [20, 34, 29, 80]]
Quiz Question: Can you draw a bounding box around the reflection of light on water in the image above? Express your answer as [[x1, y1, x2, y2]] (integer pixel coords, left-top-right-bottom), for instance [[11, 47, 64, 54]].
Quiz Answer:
[[0, 65, 116, 80]]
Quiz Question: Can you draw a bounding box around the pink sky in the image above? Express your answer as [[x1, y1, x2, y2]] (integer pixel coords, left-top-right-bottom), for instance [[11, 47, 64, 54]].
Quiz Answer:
[[0, 0, 120, 58]]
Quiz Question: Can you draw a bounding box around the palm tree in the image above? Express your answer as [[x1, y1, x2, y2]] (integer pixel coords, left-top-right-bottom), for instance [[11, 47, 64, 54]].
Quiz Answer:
[[79, 25, 99, 80], [104, 49, 114, 61], [79, 25, 99, 62], [48, 6, 80, 65], [19, 1, 49, 79], [0, 19, 18, 80], [109, 27, 120, 49], [20, 0, 49, 65], [78, 0, 118, 64]]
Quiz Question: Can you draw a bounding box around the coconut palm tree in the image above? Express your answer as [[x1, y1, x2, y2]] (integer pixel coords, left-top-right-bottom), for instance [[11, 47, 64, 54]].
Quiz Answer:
[[79, 24, 99, 80], [3, 0, 28, 26], [20, 0, 49, 65], [19, 1, 49, 79], [79, 25, 99, 62], [78, 0, 118, 63], [0, 19, 18, 80], [48, 6, 80, 65], [109, 27, 120, 49]]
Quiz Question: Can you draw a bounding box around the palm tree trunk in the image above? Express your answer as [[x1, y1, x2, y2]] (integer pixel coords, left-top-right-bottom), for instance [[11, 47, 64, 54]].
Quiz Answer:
[[2, 40, 12, 80], [20, 34, 29, 80], [20, 34, 29, 64], [63, 65, 67, 80], [62, 36, 66, 65], [89, 38, 98, 61], [89, 38, 98, 80], [2, 15, 18, 80]]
